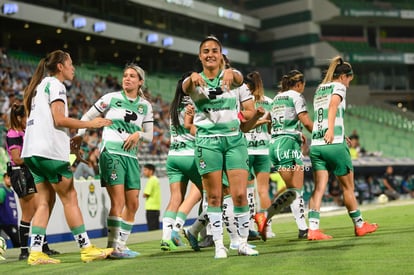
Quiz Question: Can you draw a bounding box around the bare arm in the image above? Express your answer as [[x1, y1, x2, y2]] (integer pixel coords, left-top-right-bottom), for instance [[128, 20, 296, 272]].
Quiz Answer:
[[10, 148, 24, 166], [298, 111, 313, 133], [51, 101, 112, 129], [182, 73, 205, 95], [240, 106, 269, 133], [184, 104, 197, 136], [240, 99, 256, 122], [222, 68, 243, 90]]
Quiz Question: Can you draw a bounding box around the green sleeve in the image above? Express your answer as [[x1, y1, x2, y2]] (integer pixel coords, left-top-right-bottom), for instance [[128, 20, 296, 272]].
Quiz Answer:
[[0, 187, 6, 204]]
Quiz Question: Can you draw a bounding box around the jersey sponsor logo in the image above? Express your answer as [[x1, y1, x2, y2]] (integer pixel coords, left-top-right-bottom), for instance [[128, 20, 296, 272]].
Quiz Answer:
[[203, 106, 230, 113], [248, 140, 265, 148], [206, 87, 224, 100], [125, 109, 138, 123], [170, 142, 186, 150], [312, 128, 327, 139]]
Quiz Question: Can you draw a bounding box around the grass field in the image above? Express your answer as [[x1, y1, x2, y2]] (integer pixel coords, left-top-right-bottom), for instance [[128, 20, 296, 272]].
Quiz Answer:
[[1, 200, 414, 275]]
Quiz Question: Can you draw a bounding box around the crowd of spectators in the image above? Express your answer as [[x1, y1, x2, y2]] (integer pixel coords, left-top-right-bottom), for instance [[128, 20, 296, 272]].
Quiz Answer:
[[1, 47, 414, 193], [322, 166, 414, 207], [0, 47, 171, 179]]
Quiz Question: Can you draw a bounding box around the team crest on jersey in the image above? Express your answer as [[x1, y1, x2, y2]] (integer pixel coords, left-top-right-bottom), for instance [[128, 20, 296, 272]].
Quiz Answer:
[[110, 170, 118, 181], [137, 105, 144, 115], [199, 159, 206, 169]]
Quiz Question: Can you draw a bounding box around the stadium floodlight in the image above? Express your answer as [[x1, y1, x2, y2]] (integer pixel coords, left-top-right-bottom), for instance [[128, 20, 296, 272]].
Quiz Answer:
[[146, 33, 158, 44], [162, 37, 173, 47], [2, 3, 18, 15], [93, 22, 106, 33], [72, 17, 87, 29]]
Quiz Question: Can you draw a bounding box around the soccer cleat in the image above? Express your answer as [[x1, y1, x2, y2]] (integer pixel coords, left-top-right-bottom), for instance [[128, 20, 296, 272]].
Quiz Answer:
[[160, 240, 177, 251], [0, 255, 5, 261], [307, 229, 333, 241], [238, 242, 259, 256], [28, 251, 61, 265], [247, 230, 261, 241], [266, 231, 276, 239], [298, 229, 309, 239], [229, 242, 256, 250], [266, 223, 276, 239], [214, 246, 228, 259], [183, 229, 200, 252], [355, 222, 378, 237], [266, 189, 297, 220], [198, 235, 214, 248], [171, 230, 186, 247], [19, 252, 29, 261], [262, 190, 296, 242], [81, 245, 113, 262], [254, 212, 267, 241], [109, 247, 140, 259]]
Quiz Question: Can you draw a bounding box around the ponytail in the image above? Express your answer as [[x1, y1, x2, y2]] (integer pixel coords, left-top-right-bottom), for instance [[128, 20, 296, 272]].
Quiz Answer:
[[23, 50, 70, 116], [321, 56, 353, 84], [23, 58, 46, 116], [245, 71, 264, 101], [278, 70, 304, 92]]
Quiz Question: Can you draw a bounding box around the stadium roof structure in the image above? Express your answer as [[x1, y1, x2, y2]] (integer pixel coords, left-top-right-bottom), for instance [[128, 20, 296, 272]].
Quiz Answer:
[[0, 0, 258, 72]]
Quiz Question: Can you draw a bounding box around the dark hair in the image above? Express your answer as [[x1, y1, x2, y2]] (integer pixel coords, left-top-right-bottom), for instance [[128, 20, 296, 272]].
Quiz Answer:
[[144, 163, 155, 172], [170, 71, 193, 131], [23, 50, 70, 116], [199, 35, 222, 52], [245, 71, 264, 101], [9, 104, 25, 130], [222, 54, 231, 69], [278, 70, 304, 92]]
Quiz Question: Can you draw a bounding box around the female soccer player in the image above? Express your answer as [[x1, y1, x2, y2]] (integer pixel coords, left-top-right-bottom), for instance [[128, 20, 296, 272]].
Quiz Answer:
[[77, 64, 153, 258], [21, 50, 113, 265], [182, 35, 258, 258], [268, 70, 313, 239], [308, 56, 378, 240]]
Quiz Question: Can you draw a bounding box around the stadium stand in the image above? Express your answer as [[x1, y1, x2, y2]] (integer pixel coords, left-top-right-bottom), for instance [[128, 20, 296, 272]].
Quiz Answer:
[[1, 0, 414, 175]]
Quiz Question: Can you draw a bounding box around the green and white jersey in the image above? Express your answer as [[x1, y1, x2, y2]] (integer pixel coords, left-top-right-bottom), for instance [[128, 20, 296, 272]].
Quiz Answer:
[[246, 96, 272, 155], [22, 76, 70, 161], [189, 71, 253, 137], [169, 97, 196, 156], [311, 82, 346, 146], [94, 91, 153, 159], [270, 90, 308, 141]]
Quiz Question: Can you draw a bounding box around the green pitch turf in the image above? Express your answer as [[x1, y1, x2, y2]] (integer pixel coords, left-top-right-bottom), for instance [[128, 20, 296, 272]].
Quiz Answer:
[[1, 200, 413, 274]]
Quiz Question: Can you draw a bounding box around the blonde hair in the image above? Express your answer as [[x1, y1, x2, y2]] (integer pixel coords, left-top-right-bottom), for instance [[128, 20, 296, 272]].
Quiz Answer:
[[124, 63, 146, 98], [321, 56, 353, 84]]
